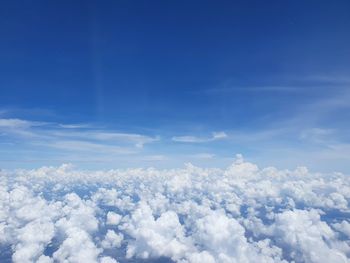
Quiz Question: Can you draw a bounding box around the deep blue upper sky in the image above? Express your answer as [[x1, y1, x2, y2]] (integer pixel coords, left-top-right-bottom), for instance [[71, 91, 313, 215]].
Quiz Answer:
[[1, 1, 350, 171]]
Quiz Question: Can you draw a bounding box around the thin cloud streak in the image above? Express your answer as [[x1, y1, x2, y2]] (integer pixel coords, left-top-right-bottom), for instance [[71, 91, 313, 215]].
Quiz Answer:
[[172, 131, 228, 143], [202, 74, 350, 95], [0, 118, 159, 155]]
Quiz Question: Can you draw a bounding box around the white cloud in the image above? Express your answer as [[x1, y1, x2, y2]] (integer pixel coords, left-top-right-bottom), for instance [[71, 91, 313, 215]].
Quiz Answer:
[[0, 117, 159, 158], [12, 219, 55, 263], [171, 135, 201, 143], [0, 118, 34, 128], [332, 220, 350, 238], [191, 153, 215, 159], [172, 131, 228, 143], [106, 212, 122, 226], [122, 202, 191, 261], [101, 230, 123, 249], [53, 228, 101, 263], [58, 124, 91, 129], [99, 257, 118, 263], [45, 140, 137, 154], [212, 131, 228, 139], [0, 156, 349, 262], [270, 209, 348, 263]]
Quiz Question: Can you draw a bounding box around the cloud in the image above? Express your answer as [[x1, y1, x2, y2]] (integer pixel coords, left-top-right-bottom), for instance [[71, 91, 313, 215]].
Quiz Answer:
[[58, 124, 91, 129], [172, 131, 227, 143], [82, 132, 159, 148], [51, 130, 160, 148], [12, 219, 55, 262], [204, 86, 304, 94], [191, 153, 215, 159], [300, 128, 334, 140], [53, 228, 101, 263], [0, 118, 34, 128], [0, 156, 349, 262], [101, 230, 123, 249], [204, 74, 350, 95], [100, 257, 118, 263], [106, 212, 122, 226], [0, 118, 159, 158], [212, 131, 228, 140], [122, 202, 191, 260], [270, 209, 348, 263], [45, 140, 137, 154], [332, 221, 350, 238]]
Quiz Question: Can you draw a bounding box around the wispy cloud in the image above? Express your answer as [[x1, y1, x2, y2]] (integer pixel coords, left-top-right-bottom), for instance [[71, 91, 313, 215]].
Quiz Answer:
[[172, 131, 228, 143], [0, 118, 39, 128], [190, 153, 215, 159], [299, 128, 335, 144], [203, 74, 350, 94], [0, 118, 159, 155], [44, 140, 137, 154], [58, 123, 91, 129], [204, 86, 303, 94], [49, 130, 160, 148]]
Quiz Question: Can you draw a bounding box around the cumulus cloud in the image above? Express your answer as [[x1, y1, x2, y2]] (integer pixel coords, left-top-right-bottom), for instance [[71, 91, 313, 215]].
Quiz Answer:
[[106, 212, 122, 226], [333, 221, 350, 238], [270, 209, 347, 263], [0, 156, 349, 262], [101, 230, 123, 249], [122, 202, 191, 260]]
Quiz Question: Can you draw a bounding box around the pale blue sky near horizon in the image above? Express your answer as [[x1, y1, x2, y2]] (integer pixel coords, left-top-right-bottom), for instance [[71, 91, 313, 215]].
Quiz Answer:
[[1, 0, 350, 172]]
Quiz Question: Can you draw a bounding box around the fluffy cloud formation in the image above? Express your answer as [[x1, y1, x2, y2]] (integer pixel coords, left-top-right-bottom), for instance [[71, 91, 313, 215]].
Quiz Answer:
[[0, 156, 349, 262], [106, 212, 122, 226]]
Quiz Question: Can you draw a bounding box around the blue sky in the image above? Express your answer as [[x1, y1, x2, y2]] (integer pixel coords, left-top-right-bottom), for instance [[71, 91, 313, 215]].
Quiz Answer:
[[1, 0, 350, 172]]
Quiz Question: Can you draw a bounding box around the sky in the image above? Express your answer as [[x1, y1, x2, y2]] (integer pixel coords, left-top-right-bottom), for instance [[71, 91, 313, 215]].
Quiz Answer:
[[0, 2, 350, 263], [1, 0, 350, 172]]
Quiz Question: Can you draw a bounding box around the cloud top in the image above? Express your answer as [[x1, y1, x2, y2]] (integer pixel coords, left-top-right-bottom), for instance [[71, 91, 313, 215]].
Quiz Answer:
[[0, 157, 349, 262]]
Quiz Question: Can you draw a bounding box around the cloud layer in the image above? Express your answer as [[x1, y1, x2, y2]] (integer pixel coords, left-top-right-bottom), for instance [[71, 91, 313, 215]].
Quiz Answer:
[[0, 156, 349, 262]]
